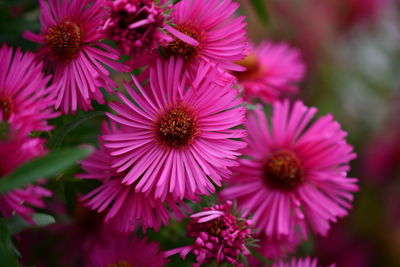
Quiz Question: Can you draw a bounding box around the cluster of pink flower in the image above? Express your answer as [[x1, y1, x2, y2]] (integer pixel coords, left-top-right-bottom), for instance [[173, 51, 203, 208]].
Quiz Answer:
[[0, 0, 359, 266]]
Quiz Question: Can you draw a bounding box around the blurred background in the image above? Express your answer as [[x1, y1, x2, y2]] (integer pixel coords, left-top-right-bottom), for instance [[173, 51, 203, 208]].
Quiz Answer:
[[0, 0, 399, 266]]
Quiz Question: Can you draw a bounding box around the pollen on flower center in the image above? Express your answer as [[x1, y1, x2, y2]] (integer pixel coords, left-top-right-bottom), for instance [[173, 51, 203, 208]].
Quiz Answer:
[[156, 105, 198, 148], [232, 54, 263, 81], [263, 150, 304, 191], [107, 260, 132, 267], [209, 218, 226, 235], [44, 21, 83, 61], [0, 95, 14, 121], [165, 27, 201, 62]]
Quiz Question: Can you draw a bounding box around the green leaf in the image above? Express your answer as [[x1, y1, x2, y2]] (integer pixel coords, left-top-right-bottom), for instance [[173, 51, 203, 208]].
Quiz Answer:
[[0, 219, 21, 267], [47, 111, 104, 149], [4, 216, 29, 234], [245, 104, 260, 110], [250, 0, 271, 26], [32, 213, 56, 227], [6, 214, 55, 234], [0, 147, 93, 195]]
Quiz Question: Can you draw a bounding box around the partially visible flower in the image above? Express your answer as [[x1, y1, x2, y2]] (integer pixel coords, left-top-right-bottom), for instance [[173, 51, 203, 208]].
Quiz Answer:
[[315, 223, 372, 267], [86, 232, 168, 267], [134, 0, 248, 79], [9, 4, 26, 17], [335, 0, 393, 29], [0, 136, 51, 222], [78, 121, 191, 233], [256, 234, 302, 260], [19, 204, 108, 267], [166, 201, 253, 266], [24, 0, 129, 114], [102, 0, 172, 57], [104, 57, 246, 200], [0, 44, 58, 136], [273, 257, 335, 267], [362, 125, 400, 184], [233, 42, 305, 104], [221, 101, 358, 243]]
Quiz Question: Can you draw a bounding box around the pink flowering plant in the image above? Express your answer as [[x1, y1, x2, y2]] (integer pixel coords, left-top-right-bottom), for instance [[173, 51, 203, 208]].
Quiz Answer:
[[0, 0, 399, 266]]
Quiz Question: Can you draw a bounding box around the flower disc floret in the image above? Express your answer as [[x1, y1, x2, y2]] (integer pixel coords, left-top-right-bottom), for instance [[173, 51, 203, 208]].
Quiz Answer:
[[165, 27, 202, 62], [155, 104, 199, 148], [44, 21, 83, 61], [233, 54, 262, 81], [263, 150, 304, 191]]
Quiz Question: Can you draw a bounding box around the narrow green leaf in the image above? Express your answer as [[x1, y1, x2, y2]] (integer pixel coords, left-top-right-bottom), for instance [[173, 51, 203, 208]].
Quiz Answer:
[[6, 214, 55, 234], [0, 147, 93, 195], [4, 216, 29, 234], [250, 0, 270, 26], [245, 104, 260, 110], [0, 219, 21, 267], [32, 213, 56, 227], [47, 111, 104, 149]]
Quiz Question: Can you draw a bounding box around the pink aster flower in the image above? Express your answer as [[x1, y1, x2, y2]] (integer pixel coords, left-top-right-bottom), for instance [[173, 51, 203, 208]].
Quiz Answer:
[[233, 42, 305, 104], [221, 100, 358, 242], [166, 201, 253, 267], [256, 234, 301, 260], [104, 57, 246, 200], [362, 124, 400, 184], [273, 257, 335, 267], [0, 44, 58, 136], [78, 121, 191, 233], [336, 0, 392, 28], [135, 0, 248, 78], [23, 0, 129, 114], [86, 233, 168, 267], [0, 137, 51, 222], [101, 0, 172, 57]]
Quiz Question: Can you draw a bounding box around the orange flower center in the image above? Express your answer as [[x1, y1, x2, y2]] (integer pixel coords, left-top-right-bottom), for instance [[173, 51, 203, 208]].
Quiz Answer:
[[232, 54, 263, 81], [156, 105, 198, 148], [107, 260, 132, 267], [44, 21, 83, 61], [263, 150, 304, 191], [165, 27, 201, 62]]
